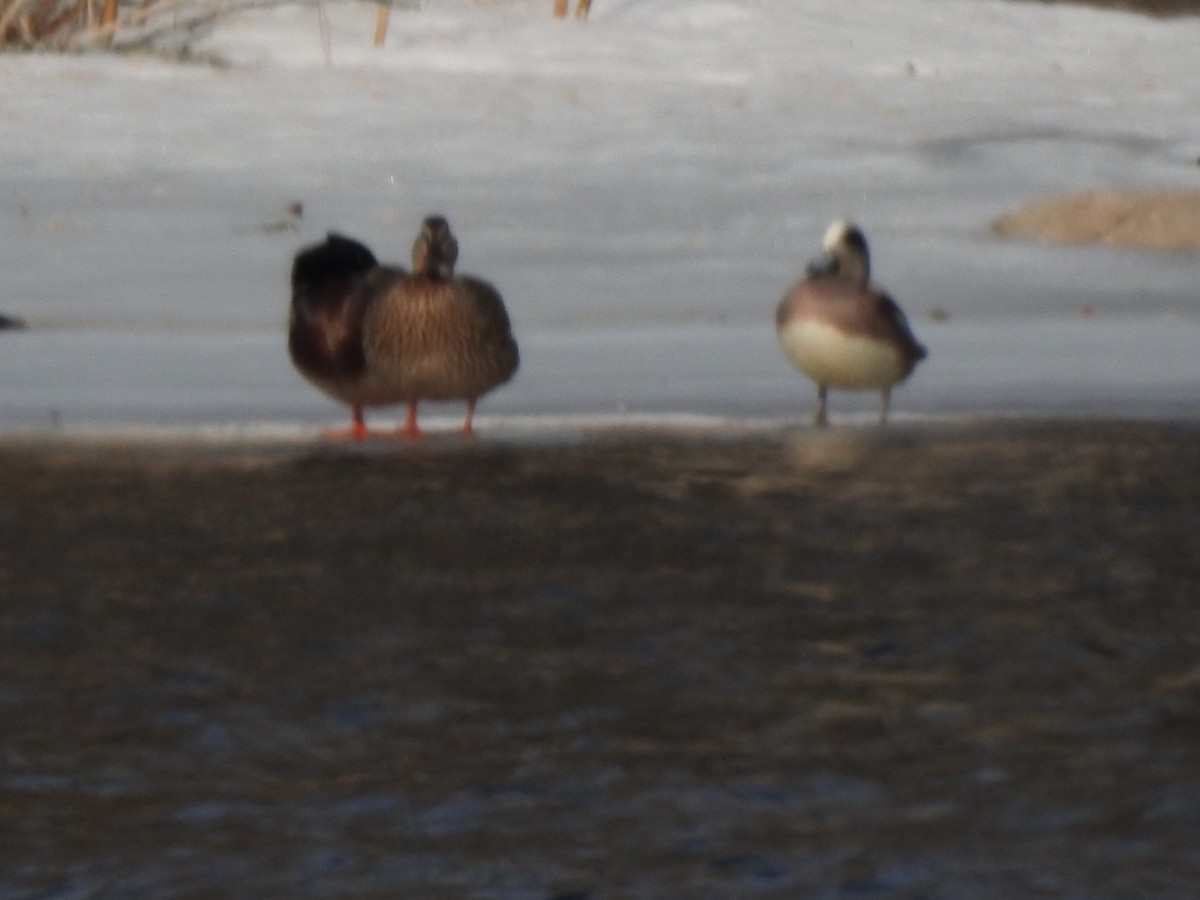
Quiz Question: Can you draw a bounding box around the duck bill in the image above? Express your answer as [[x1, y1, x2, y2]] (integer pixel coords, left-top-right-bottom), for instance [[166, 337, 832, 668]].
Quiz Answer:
[[805, 252, 838, 278]]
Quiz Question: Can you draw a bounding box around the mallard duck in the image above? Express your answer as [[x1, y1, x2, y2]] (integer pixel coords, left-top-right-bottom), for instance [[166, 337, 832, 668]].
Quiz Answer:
[[365, 215, 519, 437], [775, 221, 926, 426], [288, 231, 388, 440], [289, 217, 519, 439]]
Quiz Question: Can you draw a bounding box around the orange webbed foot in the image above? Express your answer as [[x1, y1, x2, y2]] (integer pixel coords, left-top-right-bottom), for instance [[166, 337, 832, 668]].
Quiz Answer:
[[390, 402, 422, 440], [321, 421, 369, 441], [321, 407, 369, 441]]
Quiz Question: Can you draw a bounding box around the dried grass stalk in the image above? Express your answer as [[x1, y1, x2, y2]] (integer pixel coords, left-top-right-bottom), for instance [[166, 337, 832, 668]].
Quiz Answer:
[[372, 0, 387, 46], [1, 0, 87, 46], [2, 0, 230, 49], [553, 0, 590, 19], [0, 0, 33, 43]]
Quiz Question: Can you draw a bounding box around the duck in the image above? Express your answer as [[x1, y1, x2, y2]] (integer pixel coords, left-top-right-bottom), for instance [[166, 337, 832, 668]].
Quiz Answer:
[[288, 231, 387, 440], [775, 220, 926, 426], [289, 217, 519, 440], [361, 215, 519, 438]]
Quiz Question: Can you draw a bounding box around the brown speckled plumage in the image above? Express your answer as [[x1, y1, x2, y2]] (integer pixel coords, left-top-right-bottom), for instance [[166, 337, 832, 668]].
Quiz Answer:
[[361, 270, 519, 404], [287, 217, 518, 439]]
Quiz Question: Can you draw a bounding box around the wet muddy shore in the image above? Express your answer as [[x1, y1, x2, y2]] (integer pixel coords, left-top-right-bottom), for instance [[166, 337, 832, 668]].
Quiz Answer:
[[2, 420, 1199, 898]]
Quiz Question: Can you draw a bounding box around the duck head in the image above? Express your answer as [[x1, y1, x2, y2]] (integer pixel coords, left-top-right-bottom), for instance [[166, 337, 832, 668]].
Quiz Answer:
[[291, 232, 377, 296], [412, 215, 459, 280], [805, 220, 871, 288]]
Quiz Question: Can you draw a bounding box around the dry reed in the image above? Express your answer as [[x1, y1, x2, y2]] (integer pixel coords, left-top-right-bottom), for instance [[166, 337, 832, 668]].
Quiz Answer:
[[0, 0, 227, 49]]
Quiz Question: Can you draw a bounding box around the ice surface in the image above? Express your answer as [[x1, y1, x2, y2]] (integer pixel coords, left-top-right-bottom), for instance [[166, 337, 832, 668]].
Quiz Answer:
[[1, 316, 1196, 435], [1, 0, 1198, 433]]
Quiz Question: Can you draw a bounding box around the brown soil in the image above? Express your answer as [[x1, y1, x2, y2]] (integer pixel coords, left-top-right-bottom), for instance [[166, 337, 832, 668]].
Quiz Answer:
[[2, 421, 1199, 896]]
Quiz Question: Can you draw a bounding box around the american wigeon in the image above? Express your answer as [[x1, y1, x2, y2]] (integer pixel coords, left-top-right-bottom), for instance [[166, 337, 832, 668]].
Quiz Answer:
[[775, 221, 926, 426]]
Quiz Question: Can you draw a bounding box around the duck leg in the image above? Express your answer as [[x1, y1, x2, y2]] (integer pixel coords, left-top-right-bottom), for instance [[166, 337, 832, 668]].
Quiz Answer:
[[322, 404, 369, 441], [814, 385, 829, 427], [395, 401, 422, 439], [461, 399, 477, 437], [879, 386, 892, 426]]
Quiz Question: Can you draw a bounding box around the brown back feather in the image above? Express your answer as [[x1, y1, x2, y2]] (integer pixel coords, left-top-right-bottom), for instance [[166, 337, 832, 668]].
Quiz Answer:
[[362, 272, 518, 401]]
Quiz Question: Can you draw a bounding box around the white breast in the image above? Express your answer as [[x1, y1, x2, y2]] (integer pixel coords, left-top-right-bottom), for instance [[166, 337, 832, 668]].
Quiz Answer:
[[778, 319, 906, 389]]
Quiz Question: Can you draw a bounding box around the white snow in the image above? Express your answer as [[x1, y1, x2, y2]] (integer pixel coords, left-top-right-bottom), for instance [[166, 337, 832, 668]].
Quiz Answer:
[[1, 0, 1198, 433]]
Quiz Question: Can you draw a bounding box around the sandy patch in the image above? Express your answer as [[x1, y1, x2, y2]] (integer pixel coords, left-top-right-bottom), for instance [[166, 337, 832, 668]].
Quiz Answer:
[[992, 187, 1200, 251]]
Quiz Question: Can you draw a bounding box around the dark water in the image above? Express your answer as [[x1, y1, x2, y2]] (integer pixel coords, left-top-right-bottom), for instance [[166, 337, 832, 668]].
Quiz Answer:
[[2, 426, 1199, 898]]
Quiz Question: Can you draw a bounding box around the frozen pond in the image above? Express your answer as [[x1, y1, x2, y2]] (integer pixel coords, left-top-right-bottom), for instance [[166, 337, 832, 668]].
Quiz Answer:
[[2, 0, 1198, 436], [1, 315, 1198, 434]]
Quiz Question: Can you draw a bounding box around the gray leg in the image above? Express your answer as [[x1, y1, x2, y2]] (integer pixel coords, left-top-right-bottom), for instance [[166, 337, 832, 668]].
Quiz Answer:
[[814, 384, 829, 427], [879, 386, 891, 425]]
